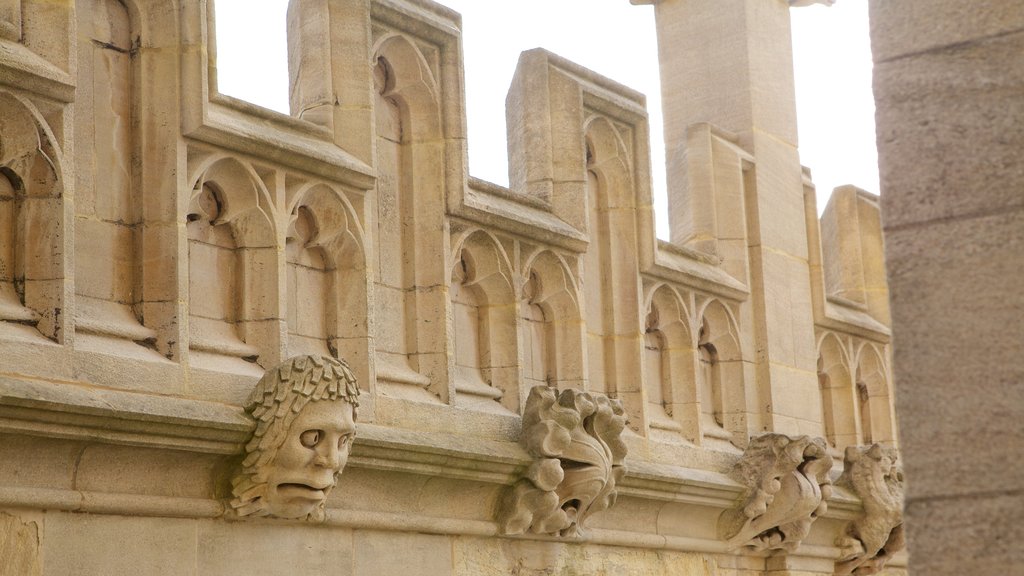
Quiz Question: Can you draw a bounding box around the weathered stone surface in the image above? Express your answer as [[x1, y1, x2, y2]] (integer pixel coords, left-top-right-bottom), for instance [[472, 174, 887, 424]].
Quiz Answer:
[[41, 514, 197, 576], [874, 30, 1024, 230], [883, 210, 1024, 499], [869, 1, 1024, 62], [0, 511, 41, 576], [872, 1, 1024, 575], [354, 531, 452, 576]]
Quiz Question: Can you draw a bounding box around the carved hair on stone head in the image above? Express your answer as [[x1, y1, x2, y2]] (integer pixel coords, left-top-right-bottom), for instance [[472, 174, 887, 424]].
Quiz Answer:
[[230, 355, 360, 521]]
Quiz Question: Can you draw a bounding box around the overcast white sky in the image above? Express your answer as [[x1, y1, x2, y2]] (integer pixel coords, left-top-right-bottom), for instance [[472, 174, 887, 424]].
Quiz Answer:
[[214, 0, 877, 238]]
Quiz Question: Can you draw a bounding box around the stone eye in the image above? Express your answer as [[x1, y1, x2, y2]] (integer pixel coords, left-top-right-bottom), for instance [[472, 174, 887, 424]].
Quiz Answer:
[[300, 429, 321, 448], [338, 434, 353, 449]]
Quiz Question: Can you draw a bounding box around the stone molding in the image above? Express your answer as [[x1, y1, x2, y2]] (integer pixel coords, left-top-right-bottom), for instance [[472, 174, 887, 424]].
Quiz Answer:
[[0, 375, 252, 455], [718, 434, 833, 553]]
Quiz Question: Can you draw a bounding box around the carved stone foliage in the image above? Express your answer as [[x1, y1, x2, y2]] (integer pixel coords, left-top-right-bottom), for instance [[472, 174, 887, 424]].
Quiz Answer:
[[835, 444, 905, 576], [718, 434, 833, 553], [231, 355, 360, 522], [499, 385, 628, 538]]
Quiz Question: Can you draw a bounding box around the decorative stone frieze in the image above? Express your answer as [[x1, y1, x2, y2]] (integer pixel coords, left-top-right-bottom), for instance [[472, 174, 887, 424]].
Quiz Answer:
[[499, 385, 628, 537], [230, 355, 360, 521], [718, 434, 833, 553], [834, 444, 905, 576]]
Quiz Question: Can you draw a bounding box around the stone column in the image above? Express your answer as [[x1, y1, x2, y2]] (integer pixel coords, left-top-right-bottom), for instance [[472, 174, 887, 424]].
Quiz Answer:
[[870, 2, 1024, 574], [635, 0, 821, 435]]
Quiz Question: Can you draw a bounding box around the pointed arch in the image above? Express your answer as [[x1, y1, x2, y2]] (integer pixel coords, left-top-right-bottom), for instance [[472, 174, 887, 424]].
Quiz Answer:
[[584, 115, 634, 210], [855, 342, 895, 445], [285, 182, 367, 382], [370, 32, 448, 399], [817, 331, 858, 451], [643, 283, 698, 440], [449, 229, 517, 413], [0, 90, 65, 342], [582, 115, 643, 408], [372, 33, 442, 141], [696, 298, 744, 444], [519, 249, 584, 400], [186, 156, 277, 375]]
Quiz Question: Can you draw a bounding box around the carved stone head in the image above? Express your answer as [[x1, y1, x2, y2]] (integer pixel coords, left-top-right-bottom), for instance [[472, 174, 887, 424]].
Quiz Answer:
[[231, 355, 360, 521]]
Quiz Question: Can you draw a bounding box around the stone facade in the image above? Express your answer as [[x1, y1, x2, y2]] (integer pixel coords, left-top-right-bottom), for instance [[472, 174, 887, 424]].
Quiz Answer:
[[0, 0, 904, 574]]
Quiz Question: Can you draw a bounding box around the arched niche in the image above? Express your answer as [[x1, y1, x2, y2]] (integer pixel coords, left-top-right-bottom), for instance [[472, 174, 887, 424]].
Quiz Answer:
[[449, 230, 517, 413], [817, 332, 858, 452], [582, 116, 639, 398], [855, 343, 896, 446], [370, 33, 447, 399], [73, 0, 161, 355], [643, 283, 698, 441], [696, 298, 744, 446], [519, 249, 584, 404], [186, 156, 276, 376], [285, 183, 366, 376], [0, 91, 64, 343]]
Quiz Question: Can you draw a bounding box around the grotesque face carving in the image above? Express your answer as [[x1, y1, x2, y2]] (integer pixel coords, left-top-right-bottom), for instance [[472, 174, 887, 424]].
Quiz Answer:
[[262, 399, 356, 519], [231, 355, 360, 521]]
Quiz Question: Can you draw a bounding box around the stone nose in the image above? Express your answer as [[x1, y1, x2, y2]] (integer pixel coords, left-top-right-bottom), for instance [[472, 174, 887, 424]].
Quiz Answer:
[[314, 438, 341, 469]]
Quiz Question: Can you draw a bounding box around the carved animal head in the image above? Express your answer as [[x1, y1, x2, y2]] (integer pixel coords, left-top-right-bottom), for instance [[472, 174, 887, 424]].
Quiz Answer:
[[720, 433, 833, 552], [500, 385, 628, 537], [230, 355, 360, 521], [837, 444, 903, 512]]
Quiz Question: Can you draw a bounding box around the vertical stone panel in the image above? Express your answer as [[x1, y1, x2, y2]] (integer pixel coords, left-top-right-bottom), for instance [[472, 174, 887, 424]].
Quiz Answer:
[[872, 1, 1024, 574]]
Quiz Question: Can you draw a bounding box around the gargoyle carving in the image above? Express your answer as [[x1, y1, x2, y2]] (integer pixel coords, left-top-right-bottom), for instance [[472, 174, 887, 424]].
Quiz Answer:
[[231, 355, 360, 521], [499, 385, 628, 538], [718, 434, 833, 553], [834, 444, 905, 576]]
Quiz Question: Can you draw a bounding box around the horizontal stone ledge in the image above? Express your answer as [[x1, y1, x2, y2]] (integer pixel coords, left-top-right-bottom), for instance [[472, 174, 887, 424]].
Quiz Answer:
[[0, 40, 76, 103], [0, 373, 867, 520], [0, 485, 901, 566], [0, 374, 253, 454]]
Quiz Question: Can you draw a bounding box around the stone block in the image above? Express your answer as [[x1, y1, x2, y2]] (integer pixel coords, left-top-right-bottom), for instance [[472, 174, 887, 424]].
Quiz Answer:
[[870, 0, 1024, 62], [875, 30, 1024, 229], [75, 218, 135, 302], [42, 513, 196, 576], [196, 521, 353, 576], [885, 209, 1024, 499], [74, 445, 218, 499], [354, 530, 452, 576], [140, 223, 182, 302], [904, 491, 1023, 576], [0, 436, 80, 490]]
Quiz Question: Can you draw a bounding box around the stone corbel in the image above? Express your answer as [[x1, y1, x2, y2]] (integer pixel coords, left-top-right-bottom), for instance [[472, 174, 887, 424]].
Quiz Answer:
[[498, 385, 628, 538], [230, 355, 361, 522], [718, 433, 833, 553], [834, 444, 905, 576]]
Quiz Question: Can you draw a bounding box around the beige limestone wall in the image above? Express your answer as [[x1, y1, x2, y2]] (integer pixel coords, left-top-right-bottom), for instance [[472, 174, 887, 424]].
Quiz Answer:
[[0, 507, 911, 576], [869, 2, 1024, 575], [0, 0, 906, 574]]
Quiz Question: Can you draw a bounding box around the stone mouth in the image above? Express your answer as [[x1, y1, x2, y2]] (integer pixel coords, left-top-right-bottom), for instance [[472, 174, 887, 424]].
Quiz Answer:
[[276, 483, 328, 499]]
